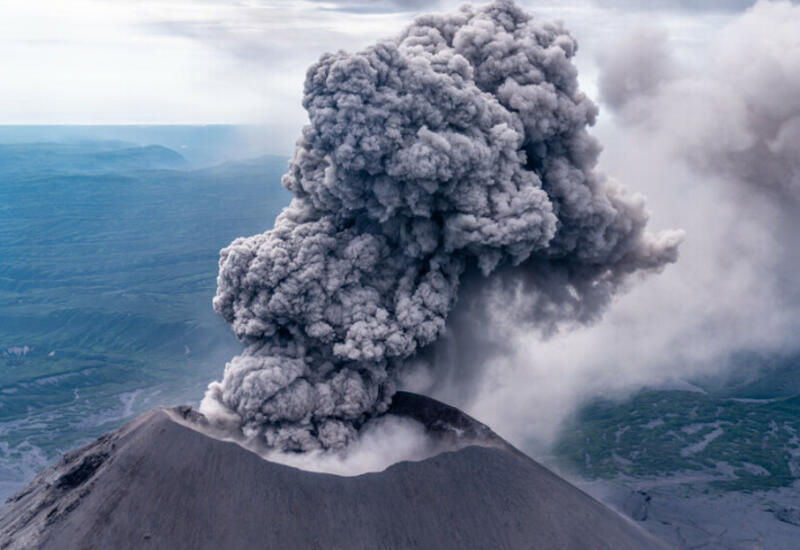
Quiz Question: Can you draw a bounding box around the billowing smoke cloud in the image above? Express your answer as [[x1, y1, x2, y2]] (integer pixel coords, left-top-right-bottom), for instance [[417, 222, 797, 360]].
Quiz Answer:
[[596, 25, 675, 113], [200, 0, 681, 453], [453, 0, 800, 454], [598, 0, 800, 196]]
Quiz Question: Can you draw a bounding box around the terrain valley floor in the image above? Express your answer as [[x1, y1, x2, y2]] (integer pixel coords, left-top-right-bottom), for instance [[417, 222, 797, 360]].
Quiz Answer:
[[552, 372, 800, 548]]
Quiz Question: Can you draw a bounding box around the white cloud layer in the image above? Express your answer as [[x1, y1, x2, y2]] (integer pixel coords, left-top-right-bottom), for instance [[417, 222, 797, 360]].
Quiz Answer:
[[0, 0, 744, 128]]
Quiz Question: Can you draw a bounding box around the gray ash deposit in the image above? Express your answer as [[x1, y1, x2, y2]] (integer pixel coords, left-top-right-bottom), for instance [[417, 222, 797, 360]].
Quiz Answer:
[[0, 393, 668, 550]]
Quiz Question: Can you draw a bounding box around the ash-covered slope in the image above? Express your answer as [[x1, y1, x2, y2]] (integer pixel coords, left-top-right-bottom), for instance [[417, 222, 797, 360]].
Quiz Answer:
[[0, 393, 668, 550]]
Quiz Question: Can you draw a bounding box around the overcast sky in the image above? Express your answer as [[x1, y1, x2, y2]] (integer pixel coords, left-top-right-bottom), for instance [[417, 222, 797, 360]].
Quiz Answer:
[[0, 0, 751, 136]]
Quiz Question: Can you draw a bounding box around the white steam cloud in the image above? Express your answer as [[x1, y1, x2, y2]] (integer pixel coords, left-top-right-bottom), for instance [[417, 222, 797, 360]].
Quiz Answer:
[[463, 0, 800, 453], [200, 0, 681, 453]]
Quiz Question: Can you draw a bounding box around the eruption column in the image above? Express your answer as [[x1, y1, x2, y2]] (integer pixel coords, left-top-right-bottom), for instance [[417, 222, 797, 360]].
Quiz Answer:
[[201, 0, 682, 452]]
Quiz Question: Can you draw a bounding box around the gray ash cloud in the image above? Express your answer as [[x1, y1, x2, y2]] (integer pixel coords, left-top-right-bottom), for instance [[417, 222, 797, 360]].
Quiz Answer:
[[596, 1, 800, 196], [200, 0, 681, 452]]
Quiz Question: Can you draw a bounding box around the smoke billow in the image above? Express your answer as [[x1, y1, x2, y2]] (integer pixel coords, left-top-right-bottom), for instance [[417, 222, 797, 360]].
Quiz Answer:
[[454, 0, 800, 454], [200, 0, 681, 453], [593, 0, 800, 336], [597, 0, 800, 196]]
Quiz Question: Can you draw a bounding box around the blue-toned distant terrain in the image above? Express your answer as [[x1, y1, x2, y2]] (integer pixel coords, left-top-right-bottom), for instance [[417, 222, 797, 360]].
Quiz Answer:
[[0, 125, 280, 167], [0, 129, 291, 500]]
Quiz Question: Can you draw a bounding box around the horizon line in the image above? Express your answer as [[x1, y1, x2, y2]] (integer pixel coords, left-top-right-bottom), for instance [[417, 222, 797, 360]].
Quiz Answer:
[[0, 123, 270, 127]]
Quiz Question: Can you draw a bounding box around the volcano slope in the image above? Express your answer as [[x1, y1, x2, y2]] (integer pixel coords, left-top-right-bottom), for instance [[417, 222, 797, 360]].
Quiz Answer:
[[0, 392, 668, 550]]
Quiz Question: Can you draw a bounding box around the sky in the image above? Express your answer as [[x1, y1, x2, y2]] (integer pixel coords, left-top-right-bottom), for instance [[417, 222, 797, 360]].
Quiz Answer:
[[0, 0, 750, 136]]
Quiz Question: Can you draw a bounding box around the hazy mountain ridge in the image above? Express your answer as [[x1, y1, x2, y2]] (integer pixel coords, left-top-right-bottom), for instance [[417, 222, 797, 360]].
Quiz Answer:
[[0, 143, 187, 175]]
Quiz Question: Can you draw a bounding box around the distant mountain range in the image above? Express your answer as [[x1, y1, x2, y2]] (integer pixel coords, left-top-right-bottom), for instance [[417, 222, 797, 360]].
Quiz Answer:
[[0, 143, 187, 174], [0, 125, 284, 166]]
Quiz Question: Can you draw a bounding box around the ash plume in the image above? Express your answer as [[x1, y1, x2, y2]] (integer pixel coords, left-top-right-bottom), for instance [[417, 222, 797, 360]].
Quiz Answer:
[[200, 0, 681, 453], [597, 0, 800, 197], [462, 0, 800, 454]]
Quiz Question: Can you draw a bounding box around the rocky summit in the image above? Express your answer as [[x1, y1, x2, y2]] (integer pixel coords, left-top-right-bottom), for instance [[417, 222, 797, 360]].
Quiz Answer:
[[0, 392, 668, 550]]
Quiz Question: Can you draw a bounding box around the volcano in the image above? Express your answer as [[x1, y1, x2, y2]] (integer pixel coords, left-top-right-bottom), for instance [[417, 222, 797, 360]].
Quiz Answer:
[[0, 392, 668, 549]]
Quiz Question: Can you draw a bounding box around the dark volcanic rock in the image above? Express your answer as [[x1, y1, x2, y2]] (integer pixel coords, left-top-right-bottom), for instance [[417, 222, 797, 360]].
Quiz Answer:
[[387, 391, 511, 451], [0, 393, 669, 549], [55, 452, 109, 490], [620, 491, 652, 522], [774, 507, 800, 527]]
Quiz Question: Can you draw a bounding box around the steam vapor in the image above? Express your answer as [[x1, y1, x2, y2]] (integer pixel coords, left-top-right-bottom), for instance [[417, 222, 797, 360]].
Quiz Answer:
[[598, 0, 800, 196], [200, 0, 681, 453]]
